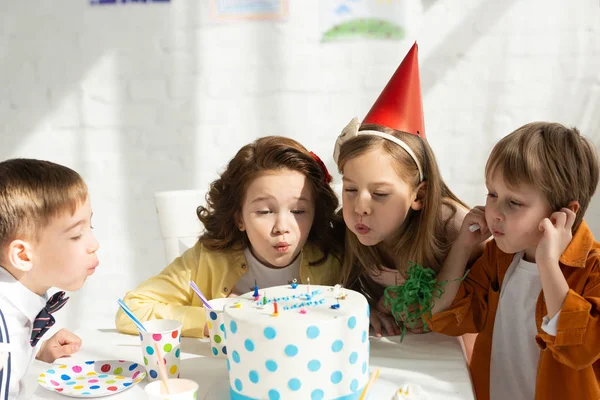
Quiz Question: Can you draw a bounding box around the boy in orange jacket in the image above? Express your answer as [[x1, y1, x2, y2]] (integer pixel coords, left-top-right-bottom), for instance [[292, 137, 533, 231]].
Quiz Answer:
[[431, 122, 600, 400]]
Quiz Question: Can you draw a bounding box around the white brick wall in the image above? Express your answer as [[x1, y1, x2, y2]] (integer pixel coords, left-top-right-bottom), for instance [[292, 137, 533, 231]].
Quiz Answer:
[[1, 0, 599, 330]]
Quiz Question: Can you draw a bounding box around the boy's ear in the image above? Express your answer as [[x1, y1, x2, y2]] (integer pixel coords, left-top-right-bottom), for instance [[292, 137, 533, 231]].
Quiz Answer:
[[411, 181, 427, 211], [6, 240, 34, 272], [566, 200, 580, 214]]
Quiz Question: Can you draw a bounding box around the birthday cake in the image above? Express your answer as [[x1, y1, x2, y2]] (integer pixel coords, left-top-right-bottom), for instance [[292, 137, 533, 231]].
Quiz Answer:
[[223, 284, 370, 400]]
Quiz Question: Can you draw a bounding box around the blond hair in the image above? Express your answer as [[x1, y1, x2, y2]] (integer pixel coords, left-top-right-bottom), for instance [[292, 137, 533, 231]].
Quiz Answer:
[[337, 124, 466, 301], [486, 122, 599, 232], [0, 159, 88, 249]]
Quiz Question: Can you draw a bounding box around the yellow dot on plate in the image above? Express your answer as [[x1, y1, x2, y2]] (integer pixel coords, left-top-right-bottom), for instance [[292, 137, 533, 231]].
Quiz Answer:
[[58, 365, 67, 369], [74, 386, 84, 390], [207, 321, 212, 329], [40, 374, 46, 378], [76, 377, 85, 380], [86, 372, 97, 376], [105, 380, 116, 384], [37, 380, 45, 383], [116, 376, 125, 380], [170, 365, 178, 375]]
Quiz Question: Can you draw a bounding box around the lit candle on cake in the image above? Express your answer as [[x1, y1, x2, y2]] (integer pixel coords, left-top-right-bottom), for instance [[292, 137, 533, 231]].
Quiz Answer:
[[273, 301, 279, 316], [262, 292, 267, 305], [253, 279, 259, 300]]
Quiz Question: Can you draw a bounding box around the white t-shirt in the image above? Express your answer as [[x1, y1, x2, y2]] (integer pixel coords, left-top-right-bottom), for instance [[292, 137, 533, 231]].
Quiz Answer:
[[233, 248, 301, 295], [0, 267, 47, 400], [490, 253, 560, 400]]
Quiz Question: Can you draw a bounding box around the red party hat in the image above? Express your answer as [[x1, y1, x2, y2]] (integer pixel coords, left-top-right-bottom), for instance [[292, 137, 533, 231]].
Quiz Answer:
[[363, 42, 425, 138]]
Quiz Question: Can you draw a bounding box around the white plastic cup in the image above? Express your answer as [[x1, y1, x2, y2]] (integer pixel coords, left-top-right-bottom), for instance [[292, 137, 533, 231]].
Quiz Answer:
[[145, 378, 199, 400], [204, 298, 236, 358], [139, 319, 183, 381]]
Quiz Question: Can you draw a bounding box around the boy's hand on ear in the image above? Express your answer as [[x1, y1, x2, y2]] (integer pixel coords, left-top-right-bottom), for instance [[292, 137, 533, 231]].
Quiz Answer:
[[36, 329, 82, 363], [459, 206, 491, 247], [536, 207, 576, 265]]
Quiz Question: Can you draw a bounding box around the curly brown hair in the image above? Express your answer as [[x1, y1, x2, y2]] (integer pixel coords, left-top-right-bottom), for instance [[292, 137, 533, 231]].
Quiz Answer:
[[197, 136, 343, 265]]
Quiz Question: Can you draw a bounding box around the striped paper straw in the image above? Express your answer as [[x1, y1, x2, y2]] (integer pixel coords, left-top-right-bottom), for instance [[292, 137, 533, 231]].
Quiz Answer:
[[117, 299, 147, 332]]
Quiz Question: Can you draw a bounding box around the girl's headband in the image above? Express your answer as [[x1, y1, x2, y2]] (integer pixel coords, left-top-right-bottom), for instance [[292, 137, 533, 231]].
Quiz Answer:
[[333, 117, 424, 182]]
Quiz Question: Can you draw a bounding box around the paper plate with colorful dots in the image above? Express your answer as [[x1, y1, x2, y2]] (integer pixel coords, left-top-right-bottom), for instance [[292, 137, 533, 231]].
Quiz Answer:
[[37, 360, 146, 398]]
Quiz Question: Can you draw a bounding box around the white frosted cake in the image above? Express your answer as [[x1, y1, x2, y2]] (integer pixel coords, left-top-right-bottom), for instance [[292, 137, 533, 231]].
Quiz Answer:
[[223, 284, 370, 400]]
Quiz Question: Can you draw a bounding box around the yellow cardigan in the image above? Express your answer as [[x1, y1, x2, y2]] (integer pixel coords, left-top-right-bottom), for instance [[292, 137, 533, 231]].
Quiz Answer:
[[115, 241, 342, 338]]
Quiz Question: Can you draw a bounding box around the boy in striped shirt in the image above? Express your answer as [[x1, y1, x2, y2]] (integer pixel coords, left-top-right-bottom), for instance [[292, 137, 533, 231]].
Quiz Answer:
[[0, 159, 100, 399]]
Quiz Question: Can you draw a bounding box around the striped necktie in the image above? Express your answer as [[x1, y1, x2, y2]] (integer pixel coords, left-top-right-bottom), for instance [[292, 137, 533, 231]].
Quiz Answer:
[[30, 291, 69, 347]]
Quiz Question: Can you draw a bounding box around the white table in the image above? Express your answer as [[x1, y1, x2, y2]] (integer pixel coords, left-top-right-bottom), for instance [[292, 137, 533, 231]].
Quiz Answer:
[[27, 328, 474, 399]]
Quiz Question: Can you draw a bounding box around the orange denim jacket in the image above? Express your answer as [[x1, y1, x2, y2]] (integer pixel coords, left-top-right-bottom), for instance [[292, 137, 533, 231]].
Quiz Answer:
[[430, 221, 600, 400]]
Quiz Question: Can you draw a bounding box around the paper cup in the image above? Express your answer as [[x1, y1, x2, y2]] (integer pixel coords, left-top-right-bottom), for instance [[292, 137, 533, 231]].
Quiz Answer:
[[145, 378, 199, 400], [140, 319, 183, 381], [205, 298, 235, 358]]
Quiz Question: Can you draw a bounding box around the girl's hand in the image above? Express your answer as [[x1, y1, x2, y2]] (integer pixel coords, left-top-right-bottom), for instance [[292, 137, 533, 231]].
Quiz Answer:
[[397, 304, 427, 334], [536, 208, 576, 266], [370, 297, 401, 337], [459, 206, 491, 248]]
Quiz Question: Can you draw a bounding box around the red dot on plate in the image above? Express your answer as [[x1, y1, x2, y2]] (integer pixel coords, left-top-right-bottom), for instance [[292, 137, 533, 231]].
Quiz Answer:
[[107, 386, 118, 391], [55, 388, 63, 392], [101, 364, 111, 373], [171, 330, 178, 339]]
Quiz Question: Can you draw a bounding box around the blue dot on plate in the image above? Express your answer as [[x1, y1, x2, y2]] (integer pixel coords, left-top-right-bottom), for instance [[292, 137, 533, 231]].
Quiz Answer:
[[284, 345, 298, 357], [123, 382, 132, 387], [306, 325, 320, 339], [268, 389, 280, 400], [84, 361, 95, 365], [210, 311, 218, 321], [212, 347, 218, 356], [175, 348, 181, 358], [227, 359, 231, 371], [264, 327, 277, 340], [90, 385, 100, 390], [362, 331, 367, 343], [220, 323, 225, 332], [222, 346, 227, 355], [331, 371, 342, 384], [146, 346, 154, 355], [98, 375, 108, 379], [288, 378, 301, 391], [362, 361, 367, 374], [349, 352, 358, 364], [332, 340, 343, 352], [351, 379, 359, 392], [66, 382, 76, 386], [128, 363, 138, 371], [367, 307, 370, 317], [232, 351, 241, 363], [149, 370, 158, 379], [244, 339, 255, 352], [235, 379, 243, 391], [249, 370, 259, 384], [307, 360, 321, 372], [266, 360, 278, 372], [348, 316, 357, 329], [60, 374, 70, 381], [230, 321, 238, 334], [311, 389, 325, 400]]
